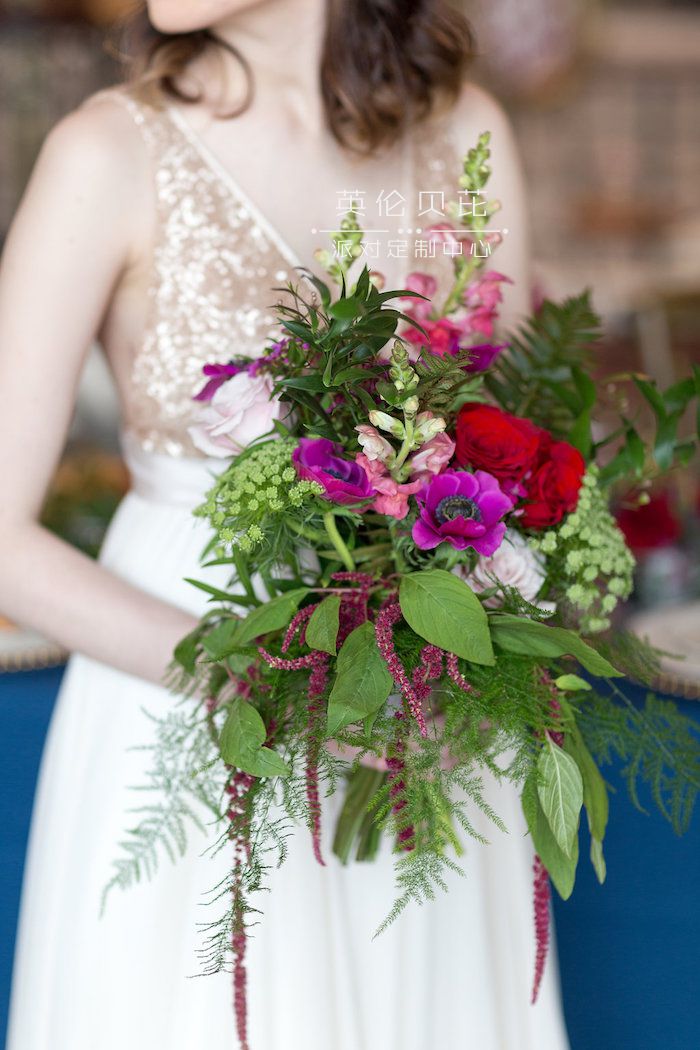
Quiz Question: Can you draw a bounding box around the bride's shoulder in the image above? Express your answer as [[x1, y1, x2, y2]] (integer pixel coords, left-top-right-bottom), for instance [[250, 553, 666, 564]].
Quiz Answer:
[[38, 86, 150, 189], [444, 80, 517, 148]]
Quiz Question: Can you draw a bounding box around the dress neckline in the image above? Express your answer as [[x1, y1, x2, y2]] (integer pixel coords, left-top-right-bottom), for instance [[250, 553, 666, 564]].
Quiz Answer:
[[162, 102, 420, 292], [165, 105, 324, 290]]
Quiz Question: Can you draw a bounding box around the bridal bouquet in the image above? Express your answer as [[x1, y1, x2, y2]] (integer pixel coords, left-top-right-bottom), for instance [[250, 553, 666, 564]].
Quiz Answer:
[[109, 134, 700, 1047]]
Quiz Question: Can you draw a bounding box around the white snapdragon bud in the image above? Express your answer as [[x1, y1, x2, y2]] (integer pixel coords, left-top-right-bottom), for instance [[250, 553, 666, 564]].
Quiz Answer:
[[414, 414, 447, 444], [369, 410, 405, 438], [403, 395, 419, 417]]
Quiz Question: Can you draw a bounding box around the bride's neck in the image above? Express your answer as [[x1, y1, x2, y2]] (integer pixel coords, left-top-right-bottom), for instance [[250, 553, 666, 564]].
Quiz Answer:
[[211, 0, 327, 132]]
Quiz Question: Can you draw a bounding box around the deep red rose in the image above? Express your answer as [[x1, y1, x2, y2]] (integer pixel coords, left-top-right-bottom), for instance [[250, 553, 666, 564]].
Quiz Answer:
[[454, 402, 544, 483], [521, 441, 585, 528]]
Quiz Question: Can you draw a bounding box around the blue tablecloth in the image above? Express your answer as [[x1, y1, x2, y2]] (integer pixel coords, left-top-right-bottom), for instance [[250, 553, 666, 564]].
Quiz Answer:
[[1, 667, 698, 1049]]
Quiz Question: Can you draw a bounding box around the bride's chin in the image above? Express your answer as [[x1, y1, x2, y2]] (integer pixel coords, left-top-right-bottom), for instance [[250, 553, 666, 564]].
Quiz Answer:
[[147, 0, 260, 35], [146, 2, 214, 34]]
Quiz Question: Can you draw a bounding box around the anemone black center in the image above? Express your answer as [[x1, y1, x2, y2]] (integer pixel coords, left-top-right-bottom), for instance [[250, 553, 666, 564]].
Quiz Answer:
[[325, 467, 347, 480], [435, 495, 482, 524]]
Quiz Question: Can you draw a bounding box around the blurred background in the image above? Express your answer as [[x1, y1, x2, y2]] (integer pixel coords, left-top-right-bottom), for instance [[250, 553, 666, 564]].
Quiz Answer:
[[0, 1, 698, 1048]]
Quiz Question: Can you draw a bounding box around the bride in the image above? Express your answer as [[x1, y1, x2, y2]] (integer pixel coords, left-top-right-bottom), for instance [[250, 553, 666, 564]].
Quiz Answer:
[[1, 1, 570, 1047]]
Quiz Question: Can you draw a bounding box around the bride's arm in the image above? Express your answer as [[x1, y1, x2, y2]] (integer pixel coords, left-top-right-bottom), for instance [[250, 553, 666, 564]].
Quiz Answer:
[[0, 102, 197, 684]]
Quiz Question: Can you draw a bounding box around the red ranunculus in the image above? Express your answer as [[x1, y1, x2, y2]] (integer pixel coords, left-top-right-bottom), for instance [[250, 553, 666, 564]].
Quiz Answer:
[[521, 441, 585, 528], [454, 402, 543, 483]]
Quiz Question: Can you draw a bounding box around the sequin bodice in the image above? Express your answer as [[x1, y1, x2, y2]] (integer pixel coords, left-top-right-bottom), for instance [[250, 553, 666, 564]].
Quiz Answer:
[[97, 86, 462, 458]]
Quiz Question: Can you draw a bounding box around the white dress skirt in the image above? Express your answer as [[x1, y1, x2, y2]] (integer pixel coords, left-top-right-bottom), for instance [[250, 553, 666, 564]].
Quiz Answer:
[[7, 437, 571, 1050]]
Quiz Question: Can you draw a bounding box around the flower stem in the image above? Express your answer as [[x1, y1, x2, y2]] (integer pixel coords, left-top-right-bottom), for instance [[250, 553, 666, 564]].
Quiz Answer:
[[322, 512, 356, 572], [286, 519, 327, 544], [391, 416, 416, 480]]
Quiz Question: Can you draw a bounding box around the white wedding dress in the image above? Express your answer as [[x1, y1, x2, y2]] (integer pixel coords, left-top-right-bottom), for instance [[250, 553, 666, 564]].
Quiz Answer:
[[7, 86, 571, 1050]]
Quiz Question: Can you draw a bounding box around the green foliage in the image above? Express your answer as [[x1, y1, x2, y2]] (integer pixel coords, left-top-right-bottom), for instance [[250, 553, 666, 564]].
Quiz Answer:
[[229, 589, 310, 647], [219, 698, 291, 778], [488, 612, 621, 677], [564, 722, 609, 883], [399, 569, 494, 665], [271, 265, 428, 436], [522, 772, 579, 899], [326, 623, 393, 734], [600, 368, 700, 484], [536, 737, 583, 858], [306, 595, 341, 654], [102, 702, 226, 911], [576, 686, 700, 835], [485, 292, 602, 436]]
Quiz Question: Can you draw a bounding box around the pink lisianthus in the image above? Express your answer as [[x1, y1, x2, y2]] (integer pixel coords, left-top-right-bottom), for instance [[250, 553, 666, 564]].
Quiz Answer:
[[355, 424, 394, 464], [408, 432, 456, 483], [188, 372, 287, 458], [356, 454, 422, 520], [194, 362, 247, 402]]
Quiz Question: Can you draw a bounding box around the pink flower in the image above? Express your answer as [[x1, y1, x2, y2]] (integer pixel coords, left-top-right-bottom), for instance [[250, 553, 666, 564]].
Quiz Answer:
[[408, 432, 456, 483], [188, 372, 287, 458], [356, 454, 422, 520], [400, 271, 438, 321], [461, 270, 513, 340], [355, 424, 394, 463], [404, 316, 463, 358], [424, 223, 468, 250]]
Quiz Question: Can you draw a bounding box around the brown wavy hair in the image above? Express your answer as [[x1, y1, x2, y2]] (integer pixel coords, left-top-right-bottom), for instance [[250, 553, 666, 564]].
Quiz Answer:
[[122, 1, 475, 155]]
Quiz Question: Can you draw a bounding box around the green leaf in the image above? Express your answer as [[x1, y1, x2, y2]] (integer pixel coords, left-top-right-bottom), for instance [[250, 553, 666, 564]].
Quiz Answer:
[[564, 726, 609, 843], [183, 578, 237, 604], [202, 619, 243, 661], [654, 411, 682, 472], [572, 365, 597, 409], [624, 424, 646, 474], [234, 588, 310, 646], [522, 773, 579, 900], [219, 697, 290, 778], [328, 298, 362, 322], [590, 836, 607, 884], [306, 595, 341, 655], [554, 674, 592, 691], [634, 376, 666, 420], [568, 408, 592, 458], [327, 622, 393, 735], [537, 737, 584, 859], [489, 614, 622, 677], [173, 626, 202, 675], [399, 570, 494, 665]]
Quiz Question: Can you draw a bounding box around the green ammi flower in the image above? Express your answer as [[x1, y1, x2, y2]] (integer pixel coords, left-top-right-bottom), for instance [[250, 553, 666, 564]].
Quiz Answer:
[[531, 467, 635, 633], [196, 439, 322, 552]]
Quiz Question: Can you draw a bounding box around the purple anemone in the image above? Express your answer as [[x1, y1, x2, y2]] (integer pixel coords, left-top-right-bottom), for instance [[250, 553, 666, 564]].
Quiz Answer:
[[412, 469, 513, 555], [293, 438, 376, 505]]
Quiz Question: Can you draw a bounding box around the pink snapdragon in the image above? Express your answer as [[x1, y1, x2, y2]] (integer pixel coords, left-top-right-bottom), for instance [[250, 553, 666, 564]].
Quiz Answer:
[[461, 270, 513, 340], [356, 454, 422, 520], [408, 432, 456, 483], [355, 424, 395, 464]]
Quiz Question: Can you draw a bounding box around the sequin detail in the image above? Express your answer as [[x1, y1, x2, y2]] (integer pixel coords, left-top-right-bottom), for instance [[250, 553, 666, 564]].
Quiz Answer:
[[95, 86, 461, 458]]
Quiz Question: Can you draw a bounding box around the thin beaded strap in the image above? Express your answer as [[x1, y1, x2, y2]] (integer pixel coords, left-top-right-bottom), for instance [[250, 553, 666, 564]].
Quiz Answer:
[[83, 86, 175, 160]]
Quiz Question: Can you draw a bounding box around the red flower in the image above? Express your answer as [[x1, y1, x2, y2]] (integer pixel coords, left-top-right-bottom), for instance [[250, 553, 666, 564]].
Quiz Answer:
[[454, 402, 543, 483], [616, 490, 681, 553], [521, 440, 585, 528]]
